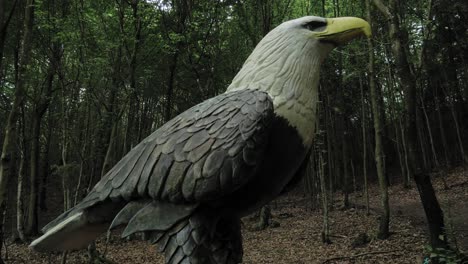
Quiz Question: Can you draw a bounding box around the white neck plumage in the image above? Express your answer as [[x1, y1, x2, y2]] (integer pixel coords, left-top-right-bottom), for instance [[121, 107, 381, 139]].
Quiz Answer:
[[227, 26, 329, 147]]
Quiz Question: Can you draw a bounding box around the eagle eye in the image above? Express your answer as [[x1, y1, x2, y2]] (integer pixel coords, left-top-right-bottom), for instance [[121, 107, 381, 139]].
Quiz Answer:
[[303, 21, 327, 31]]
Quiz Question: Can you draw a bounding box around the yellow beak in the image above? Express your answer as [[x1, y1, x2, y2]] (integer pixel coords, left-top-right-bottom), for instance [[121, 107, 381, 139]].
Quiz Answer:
[[315, 17, 371, 45]]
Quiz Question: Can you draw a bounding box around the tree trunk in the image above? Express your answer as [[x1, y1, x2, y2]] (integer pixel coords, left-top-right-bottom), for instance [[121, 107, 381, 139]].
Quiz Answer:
[[325, 93, 335, 211], [25, 115, 40, 235], [16, 157, 25, 242], [366, 0, 389, 239], [395, 122, 408, 186], [373, 0, 448, 248], [304, 152, 317, 210], [0, 0, 35, 248], [319, 152, 331, 243], [416, 110, 429, 170], [342, 131, 349, 209], [16, 119, 26, 242], [359, 75, 369, 215], [122, 0, 142, 153], [60, 88, 71, 212], [447, 94, 468, 164], [26, 40, 57, 235], [101, 121, 118, 177], [420, 95, 439, 167], [165, 53, 179, 122], [385, 60, 409, 186], [435, 95, 449, 166], [399, 120, 411, 187], [39, 114, 52, 212], [0, 0, 18, 77]]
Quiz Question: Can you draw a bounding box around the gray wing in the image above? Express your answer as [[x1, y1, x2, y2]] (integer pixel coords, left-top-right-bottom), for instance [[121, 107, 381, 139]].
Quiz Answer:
[[32, 89, 273, 251], [82, 89, 273, 207]]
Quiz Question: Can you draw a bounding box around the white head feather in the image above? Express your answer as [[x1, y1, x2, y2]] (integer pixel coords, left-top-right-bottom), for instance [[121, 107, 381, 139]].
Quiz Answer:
[[227, 16, 336, 147]]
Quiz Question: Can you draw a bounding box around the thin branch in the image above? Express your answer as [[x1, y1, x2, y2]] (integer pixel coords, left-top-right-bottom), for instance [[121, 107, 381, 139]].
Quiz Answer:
[[371, 0, 392, 19], [322, 250, 401, 263]]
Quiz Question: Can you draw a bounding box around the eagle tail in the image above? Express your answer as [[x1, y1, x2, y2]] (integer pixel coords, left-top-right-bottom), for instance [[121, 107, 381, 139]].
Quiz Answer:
[[148, 210, 243, 264], [29, 201, 124, 252], [29, 200, 198, 253]]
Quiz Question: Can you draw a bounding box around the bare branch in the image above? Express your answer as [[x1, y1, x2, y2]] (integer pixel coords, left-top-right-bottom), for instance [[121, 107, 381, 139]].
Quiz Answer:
[[372, 0, 392, 19], [323, 250, 401, 263]]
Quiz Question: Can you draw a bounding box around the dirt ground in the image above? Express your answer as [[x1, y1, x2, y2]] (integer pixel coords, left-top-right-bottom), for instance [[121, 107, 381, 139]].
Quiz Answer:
[[3, 167, 467, 263]]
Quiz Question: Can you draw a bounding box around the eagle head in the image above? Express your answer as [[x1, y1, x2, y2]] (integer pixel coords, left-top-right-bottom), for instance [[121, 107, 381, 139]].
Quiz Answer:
[[227, 16, 371, 146]]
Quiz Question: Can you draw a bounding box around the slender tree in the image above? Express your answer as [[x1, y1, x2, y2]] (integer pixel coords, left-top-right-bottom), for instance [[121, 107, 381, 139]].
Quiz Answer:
[[0, 0, 35, 250], [366, 0, 389, 239], [359, 75, 370, 215], [0, 0, 18, 77], [373, 0, 448, 248]]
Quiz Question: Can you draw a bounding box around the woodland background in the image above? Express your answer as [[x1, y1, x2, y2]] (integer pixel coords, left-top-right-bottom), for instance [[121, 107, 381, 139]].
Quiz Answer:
[[0, 0, 466, 263]]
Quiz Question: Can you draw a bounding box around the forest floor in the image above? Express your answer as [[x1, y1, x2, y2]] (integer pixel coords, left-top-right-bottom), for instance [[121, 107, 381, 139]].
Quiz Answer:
[[3, 167, 467, 264]]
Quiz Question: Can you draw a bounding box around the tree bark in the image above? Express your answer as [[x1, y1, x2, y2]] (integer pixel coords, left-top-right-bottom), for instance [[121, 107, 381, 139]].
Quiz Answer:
[[16, 151, 25, 242], [420, 95, 439, 168], [101, 121, 118, 177], [0, 0, 18, 77], [399, 120, 411, 187], [446, 93, 468, 164], [319, 152, 331, 243], [434, 95, 449, 166], [385, 60, 409, 186], [0, 0, 35, 246], [25, 115, 41, 235], [26, 37, 58, 235], [366, 0, 389, 239], [395, 121, 408, 186], [416, 110, 429, 170], [372, 0, 448, 248], [341, 129, 349, 209], [164, 53, 179, 122], [359, 75, 369, 215], [325, 93, 335, 211], [39, 112, 52, 212], [16, 114, 26, 242]]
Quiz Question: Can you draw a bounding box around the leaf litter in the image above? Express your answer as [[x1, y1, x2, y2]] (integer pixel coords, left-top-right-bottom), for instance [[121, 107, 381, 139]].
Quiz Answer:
[[3, 167, 467, 263]]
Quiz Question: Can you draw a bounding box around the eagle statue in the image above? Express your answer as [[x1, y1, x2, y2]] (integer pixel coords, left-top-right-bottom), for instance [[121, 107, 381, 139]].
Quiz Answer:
[[31, 16, 371, 264]]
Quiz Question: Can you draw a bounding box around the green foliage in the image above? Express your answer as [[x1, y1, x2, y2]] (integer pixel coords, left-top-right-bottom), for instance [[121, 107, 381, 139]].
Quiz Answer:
[[424, 245, 467, 264]]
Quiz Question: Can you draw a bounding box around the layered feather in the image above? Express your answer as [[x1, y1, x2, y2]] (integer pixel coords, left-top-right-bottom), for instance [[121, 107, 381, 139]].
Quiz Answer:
[[30, 89, 274, 252]]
